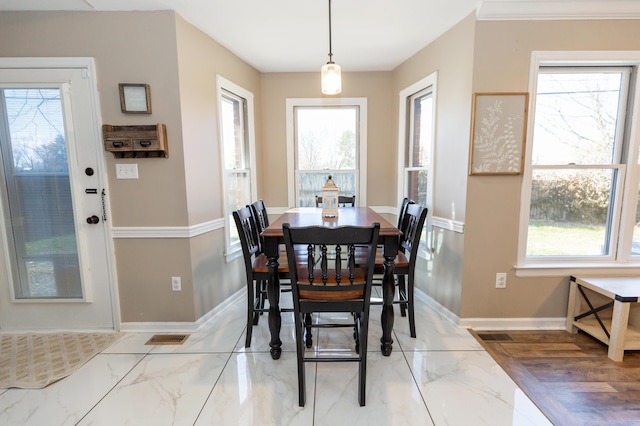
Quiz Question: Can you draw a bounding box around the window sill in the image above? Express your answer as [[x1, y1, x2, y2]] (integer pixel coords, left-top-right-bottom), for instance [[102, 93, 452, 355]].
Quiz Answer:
[[515, 262, 640, 277], [225, 249, 243, 264]]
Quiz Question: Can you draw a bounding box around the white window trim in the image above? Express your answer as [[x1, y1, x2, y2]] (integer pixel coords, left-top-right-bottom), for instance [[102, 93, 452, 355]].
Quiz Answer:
[[216, 75, 257, 261], [397, 72, 437, 256], [285, 98, 367, 208], [515, 51, 640, 276]]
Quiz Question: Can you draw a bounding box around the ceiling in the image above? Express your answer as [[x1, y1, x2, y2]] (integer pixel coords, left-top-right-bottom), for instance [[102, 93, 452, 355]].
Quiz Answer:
[[1, 0, 639, 72]]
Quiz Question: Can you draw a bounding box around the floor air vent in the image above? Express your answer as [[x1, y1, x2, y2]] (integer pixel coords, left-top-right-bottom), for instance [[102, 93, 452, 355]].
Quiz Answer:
[[145, 334, 190, 345], [477, 333, 513, 342]]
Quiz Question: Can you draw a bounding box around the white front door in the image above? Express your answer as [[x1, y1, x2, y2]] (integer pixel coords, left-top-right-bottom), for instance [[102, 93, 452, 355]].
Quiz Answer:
[[0, 59, 117, 331]]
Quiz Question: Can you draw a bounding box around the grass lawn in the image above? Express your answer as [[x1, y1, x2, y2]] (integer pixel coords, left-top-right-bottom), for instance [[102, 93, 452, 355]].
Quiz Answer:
[[25, 233, 77, 256], [527, 221, 606, 256]]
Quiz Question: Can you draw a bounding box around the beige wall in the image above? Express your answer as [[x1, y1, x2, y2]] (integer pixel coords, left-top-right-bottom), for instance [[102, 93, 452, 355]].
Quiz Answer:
[[259, 72, 395, 207], [461, 19, 640, 319], [0, 11, 256, 323], [174, 16, 260, 318], [0, 11, 188, 227], [4, 9, 640, 326], [391, 13, 476, 315]]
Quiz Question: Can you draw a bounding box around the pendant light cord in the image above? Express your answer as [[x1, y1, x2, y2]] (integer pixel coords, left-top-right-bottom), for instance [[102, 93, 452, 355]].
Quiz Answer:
[[327, 0, 334, 64]]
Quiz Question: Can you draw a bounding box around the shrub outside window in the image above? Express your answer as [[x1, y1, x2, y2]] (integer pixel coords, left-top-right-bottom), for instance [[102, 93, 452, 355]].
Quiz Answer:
[[520, 64, 640, 265]]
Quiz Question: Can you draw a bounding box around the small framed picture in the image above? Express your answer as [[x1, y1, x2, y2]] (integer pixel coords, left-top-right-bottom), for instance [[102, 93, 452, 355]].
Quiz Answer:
[[469, 92, 529, 175], [119, 83, 151, 114]]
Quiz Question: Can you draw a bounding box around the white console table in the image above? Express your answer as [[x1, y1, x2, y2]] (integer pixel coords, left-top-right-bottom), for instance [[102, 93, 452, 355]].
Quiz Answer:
[[567, 276, 640, 362]]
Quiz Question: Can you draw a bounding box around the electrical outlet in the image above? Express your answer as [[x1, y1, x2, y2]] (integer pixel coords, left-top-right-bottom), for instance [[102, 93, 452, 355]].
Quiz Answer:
[[495, 272, 507, 289], [116, 163, 139, 179], [171, 276, 181, 291]]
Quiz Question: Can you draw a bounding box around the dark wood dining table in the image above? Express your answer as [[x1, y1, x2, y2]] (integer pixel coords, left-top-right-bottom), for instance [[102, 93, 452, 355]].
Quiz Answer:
[[261, 207, 402, 360]]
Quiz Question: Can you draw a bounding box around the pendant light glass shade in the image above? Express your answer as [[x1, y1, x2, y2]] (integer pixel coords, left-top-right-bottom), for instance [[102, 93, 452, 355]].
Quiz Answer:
[[321, 0, 341, 95], [321, 62, 342, 95]]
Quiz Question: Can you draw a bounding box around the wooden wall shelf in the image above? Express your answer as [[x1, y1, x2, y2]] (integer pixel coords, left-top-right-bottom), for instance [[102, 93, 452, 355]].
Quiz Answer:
[[102, 123, 168, 158]]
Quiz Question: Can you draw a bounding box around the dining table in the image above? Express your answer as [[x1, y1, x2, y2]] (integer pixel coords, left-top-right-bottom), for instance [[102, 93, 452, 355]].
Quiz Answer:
[[260, 207, 402, 360]]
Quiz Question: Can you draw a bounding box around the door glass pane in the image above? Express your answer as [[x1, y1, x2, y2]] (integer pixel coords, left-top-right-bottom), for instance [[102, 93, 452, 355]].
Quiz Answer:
[[527, 168, 613, 256], [0, 88, 81, 299]]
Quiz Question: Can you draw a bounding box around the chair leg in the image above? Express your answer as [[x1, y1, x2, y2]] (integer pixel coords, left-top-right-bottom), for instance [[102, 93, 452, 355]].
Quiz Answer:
[[407, 273, 416, 338], [397, 275, 407, 317], [304, 313, 313, 348], [258, 280, 267, 315], [252, 281, 261, 325], [245, 279, 255, 347], [354, 312, 361, 354], [294, 312, 307, 407], [358, 311, 368, 406]]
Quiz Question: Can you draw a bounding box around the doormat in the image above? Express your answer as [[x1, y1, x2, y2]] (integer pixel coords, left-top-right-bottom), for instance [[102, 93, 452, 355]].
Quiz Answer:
[[0, 332, 122, 389]]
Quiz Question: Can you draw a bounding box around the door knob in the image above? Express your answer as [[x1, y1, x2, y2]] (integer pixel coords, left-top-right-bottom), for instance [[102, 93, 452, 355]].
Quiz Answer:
[[86, 215, 100, 224]]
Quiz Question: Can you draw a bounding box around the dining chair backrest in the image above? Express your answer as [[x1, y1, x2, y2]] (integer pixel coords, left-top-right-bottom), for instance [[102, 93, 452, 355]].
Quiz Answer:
[[282, 222, 380, 407], [232, 206, 261, 272], [314, 195, 356, 208], [397, 197, 415, 230], [398, 203, 428, 260], [233, 205, 292, 347], [251, 199, 269, 231], [283, 223, 380, 303], [250, 199, 269, 250]]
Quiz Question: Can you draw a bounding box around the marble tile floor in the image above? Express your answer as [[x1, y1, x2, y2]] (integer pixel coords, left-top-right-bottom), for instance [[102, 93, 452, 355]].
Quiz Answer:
[[0, 290, 553, 426]]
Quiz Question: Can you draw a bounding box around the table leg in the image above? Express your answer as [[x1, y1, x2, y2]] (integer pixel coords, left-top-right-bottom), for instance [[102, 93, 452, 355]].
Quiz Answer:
[[380, 239, 397, 356], [566, 279, 581, 334], [266, 253, 282, 360], [608, 300, 630, 362]]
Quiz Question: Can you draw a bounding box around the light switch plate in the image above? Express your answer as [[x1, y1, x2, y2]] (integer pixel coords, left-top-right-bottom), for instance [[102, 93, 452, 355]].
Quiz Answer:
[[116, 163, 138, 179]]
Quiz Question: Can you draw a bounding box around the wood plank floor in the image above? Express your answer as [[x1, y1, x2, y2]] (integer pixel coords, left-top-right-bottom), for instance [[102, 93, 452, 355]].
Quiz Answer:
[[470, 330, 640, 426]]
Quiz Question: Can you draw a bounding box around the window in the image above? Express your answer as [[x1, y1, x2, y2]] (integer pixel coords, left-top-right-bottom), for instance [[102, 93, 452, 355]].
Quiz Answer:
[[518, 53, 640, 271], [405, 86, 433, 207], [398, 73, 437, 255], [217, 76, 256, 259], [286, 98, 367, 207]]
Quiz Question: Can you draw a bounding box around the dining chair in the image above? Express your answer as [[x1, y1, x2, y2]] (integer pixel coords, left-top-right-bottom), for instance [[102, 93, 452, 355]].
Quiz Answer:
[[250, 199, 270, 250], [369, 203, 427, 338], [233, 206, 293, 347], [397, 197, 415, 230], [282, 222, 380, 407], [314, 195, 356, 207]]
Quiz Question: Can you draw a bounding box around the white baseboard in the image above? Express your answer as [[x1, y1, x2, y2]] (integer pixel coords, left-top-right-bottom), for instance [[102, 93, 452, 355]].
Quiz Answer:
[[415, 289, 567, 331], [121, 286, 566, 333], [414, 289, 462, 327], [460, 317, 567, 331], [120, 289, 244, 333]]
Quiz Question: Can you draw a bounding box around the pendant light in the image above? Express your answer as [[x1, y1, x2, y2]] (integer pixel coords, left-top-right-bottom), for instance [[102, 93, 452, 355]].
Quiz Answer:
[[321, 0, 341, 95]]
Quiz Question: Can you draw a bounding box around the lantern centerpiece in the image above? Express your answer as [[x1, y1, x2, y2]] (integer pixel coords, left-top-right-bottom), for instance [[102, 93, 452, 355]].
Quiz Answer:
[[321, 175, 339, 218]]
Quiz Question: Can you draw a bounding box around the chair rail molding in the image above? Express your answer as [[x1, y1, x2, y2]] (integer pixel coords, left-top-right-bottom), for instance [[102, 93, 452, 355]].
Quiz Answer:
[[431, 216, 464, 234], [111, 218, 224, 239]]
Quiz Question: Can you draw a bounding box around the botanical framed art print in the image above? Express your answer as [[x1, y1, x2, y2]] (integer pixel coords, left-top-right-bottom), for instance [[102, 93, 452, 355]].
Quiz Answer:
[[469, 92, 529, 175]]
